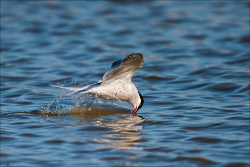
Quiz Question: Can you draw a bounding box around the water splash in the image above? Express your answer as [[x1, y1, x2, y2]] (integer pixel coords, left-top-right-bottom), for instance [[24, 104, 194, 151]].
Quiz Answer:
[[41, 86, 132, 116], [41, 91, 71, 115]]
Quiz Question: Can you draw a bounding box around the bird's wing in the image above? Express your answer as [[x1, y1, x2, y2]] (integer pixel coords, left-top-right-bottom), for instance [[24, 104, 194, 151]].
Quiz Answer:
[[50, 53, 144, 95], [97, 59, 122, 83], [50, 82, 101, 95], [100, 53, 144, 85], [111, 60, 123, 69]]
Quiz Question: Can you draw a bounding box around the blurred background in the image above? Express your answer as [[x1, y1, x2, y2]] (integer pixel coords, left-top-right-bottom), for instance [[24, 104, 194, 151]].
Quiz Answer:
[[1, 1, 249, 167]]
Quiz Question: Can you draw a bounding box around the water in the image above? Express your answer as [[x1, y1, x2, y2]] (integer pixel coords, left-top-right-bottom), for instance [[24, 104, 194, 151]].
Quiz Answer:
[[1, 1, 249, 166]]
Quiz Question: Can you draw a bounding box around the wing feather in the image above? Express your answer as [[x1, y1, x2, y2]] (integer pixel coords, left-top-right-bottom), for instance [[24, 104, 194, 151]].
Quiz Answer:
[[111, 59, 122, 69], [101, 53, 144, 84]]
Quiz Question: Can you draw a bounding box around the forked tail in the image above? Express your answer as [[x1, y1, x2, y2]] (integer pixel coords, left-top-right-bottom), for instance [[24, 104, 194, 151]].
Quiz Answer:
[[50, 82, 101, 95]]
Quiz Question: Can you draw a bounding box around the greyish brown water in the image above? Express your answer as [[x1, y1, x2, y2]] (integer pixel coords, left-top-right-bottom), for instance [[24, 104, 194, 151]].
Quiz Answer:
[[1, 1, 249, 167]]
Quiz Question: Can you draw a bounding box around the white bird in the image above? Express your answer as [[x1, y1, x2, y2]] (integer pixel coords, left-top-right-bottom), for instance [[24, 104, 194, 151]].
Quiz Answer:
[[51, 53, 144, 114]]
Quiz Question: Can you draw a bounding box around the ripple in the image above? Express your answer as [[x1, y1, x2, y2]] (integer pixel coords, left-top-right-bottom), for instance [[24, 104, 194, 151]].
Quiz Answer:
[[10, 58, 34, 64], [167, 54, 193, 60], [25, 125, 45, 129], [19, 133, 41, 137], [163, 18, 186, 25], [171, 156, 218, 165], [204, 82, 241, 92], [168, 78, 196, 84], [144, 75, 166, 81], [0, 152, 9, 157], [16, 101, 33, 105], [105, 43, 134, 48], [220, 37, 235, 42], [44, 140, 65, 144], [97, 8, 115, 16], [5, 94, 22, 98], [58, 14, 74, 20], [226, 57, 249, 66], [184, 34, 207, 40], [71, 141, 86, 145], [239, 35, 250, 43], [22, 27, 45, 34], [27, 19, 46, 26], [50, 77, 72, 83], [89, 46, 104, 53], [188, 137, 222, 144], [1, 136, 15, 142], [69, 40, 85, 44], [144, 40, 171, 46], [183, 123, 223, 131], [45, 2, 62, 10], [180, 83, 211, 90], [37, 42, 51, 47], [113, 29, 133, 36], [78, 126, 111, 132], [0, 47, 10, 52], [224, 162, 249, 167], [73, 150, 92, 154], [194, 48, 219, 57], [1, 75, 29, 82], [51, 30, 82, 36], [74, 23, 97, 29]]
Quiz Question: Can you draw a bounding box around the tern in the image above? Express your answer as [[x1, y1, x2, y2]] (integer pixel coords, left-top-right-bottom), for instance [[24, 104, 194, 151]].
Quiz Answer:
[[51, 53, 144, 114]]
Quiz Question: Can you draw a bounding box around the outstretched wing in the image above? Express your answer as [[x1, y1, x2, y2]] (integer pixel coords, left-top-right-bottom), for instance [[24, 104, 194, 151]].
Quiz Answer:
[[51, 53, 144, 95], [101, 53, 144, 85]]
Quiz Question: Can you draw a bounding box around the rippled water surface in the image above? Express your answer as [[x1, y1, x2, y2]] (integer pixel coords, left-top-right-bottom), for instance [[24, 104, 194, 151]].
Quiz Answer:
[[1, 1, 249, 167]]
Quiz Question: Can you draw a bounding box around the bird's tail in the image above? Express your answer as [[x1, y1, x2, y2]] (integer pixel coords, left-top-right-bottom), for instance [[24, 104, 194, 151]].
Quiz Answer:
[[50, 82, 101, 95]]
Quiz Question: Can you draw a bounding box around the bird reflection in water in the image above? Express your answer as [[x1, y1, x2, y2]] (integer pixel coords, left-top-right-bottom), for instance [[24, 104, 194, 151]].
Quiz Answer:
[[72, 108, 146, 150], [94, 115, 145, 150]]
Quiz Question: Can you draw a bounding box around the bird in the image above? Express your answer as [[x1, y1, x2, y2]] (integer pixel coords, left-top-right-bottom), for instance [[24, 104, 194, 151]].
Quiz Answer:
[[51, 53, 144, 114]]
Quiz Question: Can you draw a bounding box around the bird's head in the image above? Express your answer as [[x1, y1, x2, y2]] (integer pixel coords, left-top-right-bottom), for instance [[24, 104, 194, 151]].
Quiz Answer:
[[132, 91, 144, 113]]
